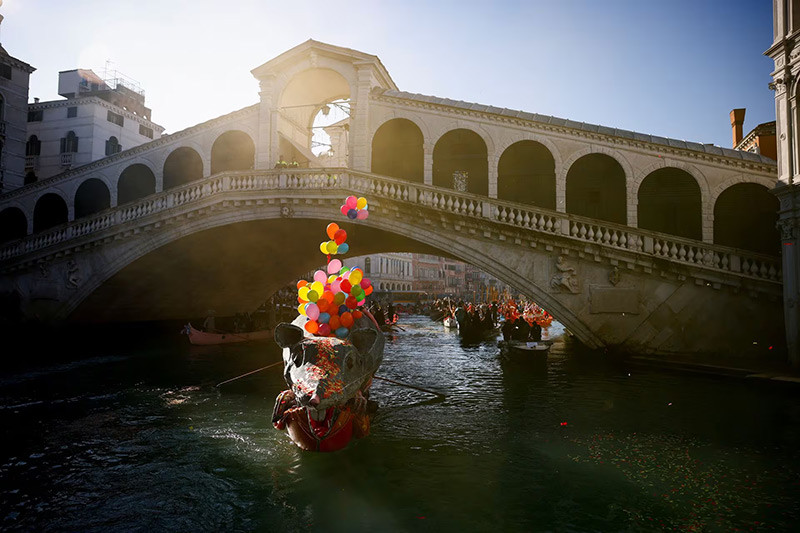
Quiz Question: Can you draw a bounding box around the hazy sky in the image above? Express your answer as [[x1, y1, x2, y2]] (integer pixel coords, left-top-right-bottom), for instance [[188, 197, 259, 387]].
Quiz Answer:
[[2, 0, 775, 148]]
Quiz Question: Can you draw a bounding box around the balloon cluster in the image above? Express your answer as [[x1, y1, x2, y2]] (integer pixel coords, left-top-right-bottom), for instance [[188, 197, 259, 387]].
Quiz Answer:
[[319, 223, 349, 256], [296, 264, 373, 337], [340, 196, 369, 220], [295, 195, 373, 338]]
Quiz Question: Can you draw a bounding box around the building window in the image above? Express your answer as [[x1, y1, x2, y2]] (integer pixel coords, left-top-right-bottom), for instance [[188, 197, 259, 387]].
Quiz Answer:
[[105, 136, 121, 156], [26, 135, 41, 156], [0, 64, 11, 80], [107, 110, 124, 127], [67, 106, 78, 118], [28, 109, 43, 122], [60, 131, 79, 153], [139, 125, 153, 139]]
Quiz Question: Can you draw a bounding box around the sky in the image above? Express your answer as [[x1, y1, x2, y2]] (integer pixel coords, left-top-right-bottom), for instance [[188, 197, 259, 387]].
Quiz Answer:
[[1, 0, 776, 148]]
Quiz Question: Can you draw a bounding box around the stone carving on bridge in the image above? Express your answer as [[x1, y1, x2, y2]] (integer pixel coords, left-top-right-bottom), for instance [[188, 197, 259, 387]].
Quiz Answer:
[[280, 205, 295, 218], [608, 266, 621, 286], [778, 219, 797, 241], [452, 171, 468, 192], [38, 261, 50, 279], [66, 260, 81, 289], [550, 255, 580, 294]]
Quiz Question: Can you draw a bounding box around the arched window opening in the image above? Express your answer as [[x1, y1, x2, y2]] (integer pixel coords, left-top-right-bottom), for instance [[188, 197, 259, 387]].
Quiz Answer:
[[105, 136, 121, 156], [118, 164, 156, 205], [0, 207, 27, 244], [33, 193, 68, 233], [211, 130, 254, 174], [74, 178, 111, 219], [638, 168, 702, 240], [566, 154, 627, 224], [26, 135, 41, 156], [714, 183, 779, 255], [311, 99, 350, 168], [60, 131, 79, 153], [371, 118, 424, 182], [433, 129, 488, 196], [498, 141, 556, 208], [163, 147, 203, 190]]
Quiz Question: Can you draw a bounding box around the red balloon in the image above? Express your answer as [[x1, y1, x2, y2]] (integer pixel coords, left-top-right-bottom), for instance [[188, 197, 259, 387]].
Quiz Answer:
[[340, 279, 352, 293], [345, 296, 358, 309], [340, 205, 349, 216], [334, 229, 347, 245]]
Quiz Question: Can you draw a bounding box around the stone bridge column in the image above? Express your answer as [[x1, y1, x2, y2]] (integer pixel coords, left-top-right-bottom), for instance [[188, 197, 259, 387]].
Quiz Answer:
[[775, 184, 800, 364], [555, 169, 566, 213], [488, 155, 498, 198], [349, 66, 373, 172], [257, 76, 276, 170], [702, 203, 713, 244], [423, 143, 433, 186]]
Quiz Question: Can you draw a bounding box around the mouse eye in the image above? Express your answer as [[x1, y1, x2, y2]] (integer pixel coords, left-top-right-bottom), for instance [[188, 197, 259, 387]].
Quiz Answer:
[[291, 346, 303, 366]]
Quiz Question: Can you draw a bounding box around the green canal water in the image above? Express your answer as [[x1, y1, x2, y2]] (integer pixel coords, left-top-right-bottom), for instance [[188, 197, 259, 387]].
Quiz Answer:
[[1, 315, 798, 532]]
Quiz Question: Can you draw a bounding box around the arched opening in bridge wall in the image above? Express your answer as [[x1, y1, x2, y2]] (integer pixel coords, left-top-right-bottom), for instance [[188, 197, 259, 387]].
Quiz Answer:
[[371, 119, 424, 182], [638, 168, 702, 240], [118, 164, 156, 205], [433, 129, 488, 196], [714, 183, 779, 255], [211, 131, 255, 174], [164, 147, 204, 190], [498, 141, 556, 209], [565, 154, 626, 224], [33, 193, 68, 233], [74, 179, 111, 219], [0, 207, 27, 244]]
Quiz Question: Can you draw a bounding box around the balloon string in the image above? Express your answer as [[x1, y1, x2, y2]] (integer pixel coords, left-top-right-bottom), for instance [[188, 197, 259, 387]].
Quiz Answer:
[[326, 254, 331, 264]]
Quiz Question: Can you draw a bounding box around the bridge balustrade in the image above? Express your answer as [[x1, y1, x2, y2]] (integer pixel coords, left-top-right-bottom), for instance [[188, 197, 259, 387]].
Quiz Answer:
[[0, 168, 782, 285]]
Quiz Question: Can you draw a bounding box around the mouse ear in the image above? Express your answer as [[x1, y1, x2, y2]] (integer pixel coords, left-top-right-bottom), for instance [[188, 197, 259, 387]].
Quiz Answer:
[[274, 323, 305, 348], [350, 327, 378, 355]]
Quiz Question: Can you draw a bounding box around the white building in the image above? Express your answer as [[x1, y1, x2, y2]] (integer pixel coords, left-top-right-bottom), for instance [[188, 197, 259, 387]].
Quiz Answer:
[[347, 252, 414, 294], [0, 42, 35, 192], [25, 69, 164, 183]]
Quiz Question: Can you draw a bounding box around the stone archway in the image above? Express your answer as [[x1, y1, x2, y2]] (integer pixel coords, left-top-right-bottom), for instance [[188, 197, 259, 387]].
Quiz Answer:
[[638, 167, 702, 240], [118, 164, 156, 205], [714, 183, 779, 255], [211, 131, 255, 174], [33, 193, 68, 233], [566, 153, 627, 224], [74, 178, 111, 219], [371, 118, 424, 182], [164, 147, 204, 190], [0, 207, 27, 243], [433, 129, 488, 196], [498, 140, 556, 209]]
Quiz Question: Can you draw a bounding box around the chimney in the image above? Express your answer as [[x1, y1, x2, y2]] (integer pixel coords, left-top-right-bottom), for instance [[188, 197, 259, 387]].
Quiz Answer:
[[34, 97, 39, 103], [731, 108, 746, 147]]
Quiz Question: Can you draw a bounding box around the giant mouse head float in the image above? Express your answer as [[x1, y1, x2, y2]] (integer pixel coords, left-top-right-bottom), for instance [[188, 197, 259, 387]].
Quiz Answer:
[[274, 315, 384, 439]]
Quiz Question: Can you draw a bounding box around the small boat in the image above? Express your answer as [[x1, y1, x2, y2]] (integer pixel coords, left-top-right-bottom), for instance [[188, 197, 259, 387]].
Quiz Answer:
[[498, 340, 550, 362], [183, 323, 273, 345], [443, 316, 457, 329], [429, 309, 446, 321]]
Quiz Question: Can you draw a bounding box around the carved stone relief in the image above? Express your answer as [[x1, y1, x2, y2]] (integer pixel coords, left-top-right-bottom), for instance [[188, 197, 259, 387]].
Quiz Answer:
[[550, 255, 580, 293]]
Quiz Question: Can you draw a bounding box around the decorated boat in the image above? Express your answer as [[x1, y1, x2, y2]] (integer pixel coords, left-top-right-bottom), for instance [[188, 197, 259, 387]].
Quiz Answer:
[[443, 316, 457, 329], [183, 323, 273, 345]]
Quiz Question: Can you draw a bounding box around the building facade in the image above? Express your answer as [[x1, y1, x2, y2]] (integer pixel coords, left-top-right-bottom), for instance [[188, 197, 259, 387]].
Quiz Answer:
[[0, 43, 35, 192]]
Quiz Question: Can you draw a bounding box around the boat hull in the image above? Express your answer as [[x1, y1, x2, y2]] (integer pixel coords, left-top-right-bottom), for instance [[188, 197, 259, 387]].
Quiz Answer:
[[185, 324, 273, 345]]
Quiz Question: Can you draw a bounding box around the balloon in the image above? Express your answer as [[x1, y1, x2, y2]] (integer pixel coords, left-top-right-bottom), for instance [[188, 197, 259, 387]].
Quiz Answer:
[[298, 286, 310, 301], [334, 229, 347, 245], [334, 293, 346, 306], [342, 270, 351, 279], [327, 259, 342, 274], [347, 209, 358, 219], [350, 269, 363, 285], [298, 303, 307, 316], [340, 312, 354, 328], [320, 242, 329, 254], [340, 279, 352, 293], [306, 303, 320, 320], [335, 327, 349, 338], [318, 312, 331, 324], [345, 195, 358, 209], [356, 297, 366, 306], [326, 240, 338, 254], [356, 197, 367, 210], [356, 209, 368, 220], [296, 280, 308, 289], [311, 281, 324, 295], [339, 304, 349, 315], [329, 315, 341, 330], [326, 223, 339, 240], [337, 242, 349, 254], [345, 296, 357, 309], [322, 290, 335, 304], [340, 205, 349, 216], [361, 278, 371, 290], [316, 298, 329, 313], [305, 320, 319, 334], [364, 285, 374, 296], [339, 267, 349, 275], [351, 285, 363, 297], [317, 323, 331, 337], [314, 270, 327, 283], [307, 290, 319, 303], [353, 310, 363, 319]]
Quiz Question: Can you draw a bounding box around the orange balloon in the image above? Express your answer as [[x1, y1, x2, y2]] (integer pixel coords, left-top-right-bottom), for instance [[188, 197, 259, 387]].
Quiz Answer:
[[329, 315, 341, 330], [364, 285, 373, 296], [317, 299, 330, 312], [340, 312, 354, 328], [322, 290, 335, 304], [296, 280, 308, 289], [304, 320, 319, 334], [353, 310, 363, 319], [326, 223, 340, 240]]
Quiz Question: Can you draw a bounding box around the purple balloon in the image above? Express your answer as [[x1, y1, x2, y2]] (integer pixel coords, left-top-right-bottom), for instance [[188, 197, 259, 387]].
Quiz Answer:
[[347, 209, 358, 219]]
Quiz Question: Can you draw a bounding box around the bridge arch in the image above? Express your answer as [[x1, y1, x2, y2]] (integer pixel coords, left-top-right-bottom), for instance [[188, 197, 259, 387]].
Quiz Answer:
[[497, 140, 557, 209], [211, 130, 255, 174], [163, 146, 205, 190], [714, 182, 780, 255], [0, 206, 27, 244], [33, 192, 69, 233], [118, 164, 157, 205], [637, 167, 703, 240], [371, 118, 424, 183], [565, 153, 627, 224], [432, 128, 489, 196], [557, 146, 633, 216], [74, 178, 111, 219]]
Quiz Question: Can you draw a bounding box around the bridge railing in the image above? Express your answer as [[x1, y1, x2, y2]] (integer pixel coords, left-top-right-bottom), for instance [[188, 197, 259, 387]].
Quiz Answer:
[[0, 168, 782, 284]]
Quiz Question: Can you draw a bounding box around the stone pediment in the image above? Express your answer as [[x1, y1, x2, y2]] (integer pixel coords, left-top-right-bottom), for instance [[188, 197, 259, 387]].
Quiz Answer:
[[250, 39, 397, 91]]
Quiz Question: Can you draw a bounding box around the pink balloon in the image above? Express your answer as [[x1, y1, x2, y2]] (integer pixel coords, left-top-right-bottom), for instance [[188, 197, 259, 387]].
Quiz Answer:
[[331, 279, 342, 293], [345, 196, 358, 209], [306, 303, 320, 320], [357, 209, 369, 220], [314, 270, 327, 283], [327, 259, 342, 274], [361, 278, 371, 290], [356, 298, 366, 306], [342, 270, 351, 279], [340, 205, 349, 216]]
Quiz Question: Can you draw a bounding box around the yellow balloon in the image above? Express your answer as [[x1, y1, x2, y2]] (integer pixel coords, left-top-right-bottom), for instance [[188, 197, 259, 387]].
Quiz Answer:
[[298, 303, 307, 316], [350, 268, 363, 285], [307, 290, 319, 303], [357, 197, 367, 210], [327, 274, 337, 284], [326, 240, 338, 254], [298, 286, 310, 301], [311, 281, 324, 295], [320, 242, 328, 254]]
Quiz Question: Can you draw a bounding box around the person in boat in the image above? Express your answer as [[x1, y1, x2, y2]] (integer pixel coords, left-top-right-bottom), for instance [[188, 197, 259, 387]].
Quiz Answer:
[[529, 320, 542, 342], [387, 302, 395, 322], [512, 316, 530, 341], [454, 301, 466, 327], [203, 310, 217, 333], [501, 317, 515, 342]]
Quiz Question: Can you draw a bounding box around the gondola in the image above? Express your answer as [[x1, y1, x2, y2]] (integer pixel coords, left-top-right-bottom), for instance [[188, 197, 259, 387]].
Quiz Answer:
[[182, 324, 273, 345], [498, 339, 550, 362]]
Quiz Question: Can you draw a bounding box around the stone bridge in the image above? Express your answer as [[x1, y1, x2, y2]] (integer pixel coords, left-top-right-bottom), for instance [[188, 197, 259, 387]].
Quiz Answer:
[[0, 40, 784, 356]]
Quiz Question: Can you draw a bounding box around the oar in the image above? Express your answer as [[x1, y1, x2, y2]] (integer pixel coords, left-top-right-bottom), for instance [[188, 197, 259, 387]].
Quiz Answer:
[[373, 375, 446, 399], [215, 361, 283, 388]]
